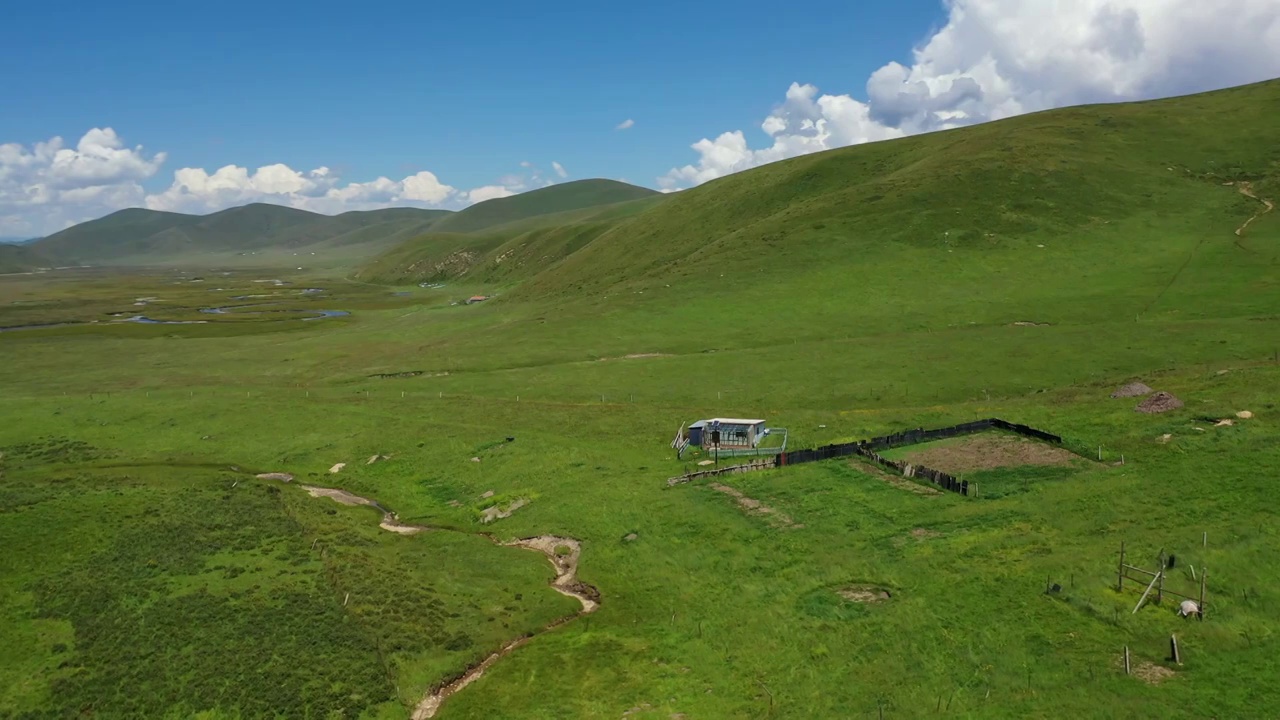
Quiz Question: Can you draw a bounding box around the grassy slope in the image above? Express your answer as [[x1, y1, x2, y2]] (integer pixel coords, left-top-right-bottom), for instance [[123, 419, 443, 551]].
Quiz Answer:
[[427, 179, 659, 234], [1, 80, 1279, 719], [29, 205, 453, 267], [356, 195, 667, 285], [0, 244, 48, 273]]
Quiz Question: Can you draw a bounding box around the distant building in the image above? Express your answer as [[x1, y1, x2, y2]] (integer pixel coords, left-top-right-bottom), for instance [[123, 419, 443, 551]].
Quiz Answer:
[[687, 418, 767, 448], [466, 295, 489, 305]]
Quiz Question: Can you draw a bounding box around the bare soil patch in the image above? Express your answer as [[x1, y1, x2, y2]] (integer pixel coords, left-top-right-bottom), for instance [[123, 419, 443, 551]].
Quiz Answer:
[[413, 536, 601, 718], [597, 353, 672, 362], [850, 459, 941, 495], [838, 585, 892, 603], [255, 472, 294, 482], [709, 483, 802, 529], [897, 433, 1079, 474], [911, 528, 942, 539], [1236, 182, 1275, 237], [1136, 392, 1184, 414], [379, 513, 428, 535], [505, 536, 600, 612], [1133, 662, 1177, 685], [480, 497, 528, 524], [1111, 381, 1154, 399], [301, 485, 379, 507], [1011, 321, 1050, 327]]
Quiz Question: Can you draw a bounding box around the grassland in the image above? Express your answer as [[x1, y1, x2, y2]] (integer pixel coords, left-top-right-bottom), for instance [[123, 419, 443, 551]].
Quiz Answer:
[[2, 80, 1280, 719]]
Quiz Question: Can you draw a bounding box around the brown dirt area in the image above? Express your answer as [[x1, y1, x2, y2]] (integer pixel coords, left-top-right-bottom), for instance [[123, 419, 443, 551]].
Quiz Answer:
[[838, 585, 892, 603], [709, 483, 802, 529], [1236, 182, 1275, 237], [850, 458, 941, 495], [480, 497, 528, 524], [896, 433, 1080, 474], [597, 353, 673, 361], [894, 527, 943, 547], [300, 485, 379, 507], [1134, 662, 1177, 684], [1136, 391, 1184, 414], [1110, 381, 1153, 399]]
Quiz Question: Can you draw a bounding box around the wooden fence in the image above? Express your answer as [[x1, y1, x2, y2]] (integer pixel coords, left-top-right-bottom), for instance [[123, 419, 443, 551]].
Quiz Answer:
[[667, 418, 1064, 495]]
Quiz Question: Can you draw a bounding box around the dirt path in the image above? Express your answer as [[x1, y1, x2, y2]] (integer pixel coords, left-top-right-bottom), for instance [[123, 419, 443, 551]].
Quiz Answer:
[[300, 484, 429, 535], [1235, 182, 1275, 237], [263, 477, 599, 719], [412, 536, 599, 719], [709, 482, 803, 529]]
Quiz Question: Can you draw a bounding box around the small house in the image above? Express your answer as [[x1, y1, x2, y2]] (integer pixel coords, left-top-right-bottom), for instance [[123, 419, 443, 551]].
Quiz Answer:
[[688, 418, 767, 448]]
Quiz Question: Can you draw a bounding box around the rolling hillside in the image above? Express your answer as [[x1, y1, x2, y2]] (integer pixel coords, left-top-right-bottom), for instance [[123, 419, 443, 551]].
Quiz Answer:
[[427, 179, 659, 234], [24, 179, 658, 267], [0, 243, 48, 273], [360, 79, 1279, 308], [355, 194, 666, 284], [29, 204, 453, 265]]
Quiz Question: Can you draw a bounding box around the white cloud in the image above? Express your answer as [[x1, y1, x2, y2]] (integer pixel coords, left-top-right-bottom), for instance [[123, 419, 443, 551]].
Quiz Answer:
[[0, 128, 164, 234], [467, 185, 516, 203], [552, 161, 568, 179], [1, 128, 567, 234], [616, 119, 635, 130], [660, 0, 1280, 189]]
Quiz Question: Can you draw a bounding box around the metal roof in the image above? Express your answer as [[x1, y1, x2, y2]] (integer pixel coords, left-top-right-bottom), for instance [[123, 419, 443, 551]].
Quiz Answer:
[[706, 418, 766, 425]]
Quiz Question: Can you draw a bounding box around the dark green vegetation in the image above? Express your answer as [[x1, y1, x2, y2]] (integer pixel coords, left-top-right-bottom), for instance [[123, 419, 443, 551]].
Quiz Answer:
[[21, 180, 658, 269], [0, 244, 47, 274], [2, 80, 1280, 719], [28, 204, 451, 267], [427, 179, 659, 234]]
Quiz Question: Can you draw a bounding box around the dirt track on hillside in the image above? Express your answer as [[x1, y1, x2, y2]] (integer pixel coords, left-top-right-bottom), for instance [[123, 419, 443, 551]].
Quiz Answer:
[[1235, 182, 1275, 237]]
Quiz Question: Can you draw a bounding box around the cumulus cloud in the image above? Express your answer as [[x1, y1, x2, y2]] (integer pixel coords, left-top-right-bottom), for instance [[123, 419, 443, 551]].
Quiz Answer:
[[616, 119, 635, 130], [467, 185, 517, 203], [0, 127, 164, 234], [659, 0, 1280, 190], [552, 161, 568, 179], [1, 127, 569, 234]]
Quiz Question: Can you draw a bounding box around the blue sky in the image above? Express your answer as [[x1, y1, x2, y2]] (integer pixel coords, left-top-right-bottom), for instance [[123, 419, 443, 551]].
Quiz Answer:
[[3, 0, 1279, 235], [1, 0, 942, 189]]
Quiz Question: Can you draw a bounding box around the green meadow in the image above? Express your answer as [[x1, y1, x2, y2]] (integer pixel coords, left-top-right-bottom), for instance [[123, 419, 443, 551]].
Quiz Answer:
[[2, 80, 1280, 719]]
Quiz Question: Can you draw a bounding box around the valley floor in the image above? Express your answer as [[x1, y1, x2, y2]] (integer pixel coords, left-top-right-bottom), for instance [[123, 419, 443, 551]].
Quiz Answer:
[[3, 255, 1280, 720]]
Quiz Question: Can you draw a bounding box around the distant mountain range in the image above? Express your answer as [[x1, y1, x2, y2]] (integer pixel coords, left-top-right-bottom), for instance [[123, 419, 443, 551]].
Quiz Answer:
[[0, 237, 35, 245], [9, 179, 659, 269]]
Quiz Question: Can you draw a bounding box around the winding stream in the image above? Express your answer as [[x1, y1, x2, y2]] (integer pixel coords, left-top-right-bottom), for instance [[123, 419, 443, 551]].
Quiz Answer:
[[255, 475, 600, 719], [0, 306, 348, 333]]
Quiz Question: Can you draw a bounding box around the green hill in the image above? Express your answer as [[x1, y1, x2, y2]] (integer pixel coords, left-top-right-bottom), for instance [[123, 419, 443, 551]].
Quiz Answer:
[[0, 243, 48, 273], [7, 79, 1280, 720], [427, 179, 659, 234], [29, 204, 453, 265], [362, 79, 1279, 310], [355, 194, 666, 284]]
